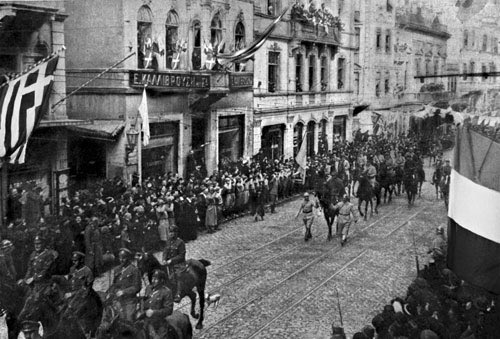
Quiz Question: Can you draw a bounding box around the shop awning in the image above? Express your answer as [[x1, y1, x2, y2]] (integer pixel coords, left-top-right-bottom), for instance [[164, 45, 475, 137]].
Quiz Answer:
[[353, 104, 370, 116], [66, 120, 125, 141]]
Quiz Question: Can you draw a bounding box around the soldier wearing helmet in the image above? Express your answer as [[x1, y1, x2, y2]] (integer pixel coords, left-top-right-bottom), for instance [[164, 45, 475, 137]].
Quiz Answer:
[[333, 194, 358, 246], [162, 226, 186, 303], [20, 235, 55, 289], [140, 269, 173, 337], [295, 192, 319, 241], [108, 248, 141, 321], [64, 251, 94, 300], [0, 239, 16, 280]]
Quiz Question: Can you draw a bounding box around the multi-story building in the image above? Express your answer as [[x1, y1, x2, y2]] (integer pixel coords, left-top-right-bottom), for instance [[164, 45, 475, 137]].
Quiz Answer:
[[0, 1, 74, 226], [252, 0, 355, 160], [64, 0, 254, 184]]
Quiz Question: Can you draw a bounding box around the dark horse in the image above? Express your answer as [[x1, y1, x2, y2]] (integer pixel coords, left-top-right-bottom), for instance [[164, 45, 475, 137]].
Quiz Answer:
[[136, 252, 211, 329], [0, 277, 29, 339], [415, 163, 425, 197], [18, 285, 87, 339], [316, 193, 340, 241], [97, 303, 192, 339], [403, 169, 418, 205], [355, 176, 380, 220], [377, 164, 395, 204]]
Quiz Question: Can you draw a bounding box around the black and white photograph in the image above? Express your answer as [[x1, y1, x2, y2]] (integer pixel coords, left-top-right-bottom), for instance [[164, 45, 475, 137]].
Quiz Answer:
[[0, 0, 499, 338]]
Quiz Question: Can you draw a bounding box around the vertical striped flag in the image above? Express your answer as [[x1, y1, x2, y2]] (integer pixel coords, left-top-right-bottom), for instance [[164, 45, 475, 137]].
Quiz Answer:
[[447, 124, 500, 293], [138, 88, 150, 146], [0, 54, 59, 164]]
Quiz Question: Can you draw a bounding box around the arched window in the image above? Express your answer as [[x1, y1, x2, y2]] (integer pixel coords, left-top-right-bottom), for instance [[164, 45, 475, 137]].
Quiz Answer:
[[463, 30, 468, 48], [192, 21, 202, 70], [307, 121, 315, 156], [137, 6, 153, 69], [293, 122, 304, 157], [482, 34, 488, 52], [234, 21, 245, 71], [165, 11, 179, 69], [211, 14, 222, 47]]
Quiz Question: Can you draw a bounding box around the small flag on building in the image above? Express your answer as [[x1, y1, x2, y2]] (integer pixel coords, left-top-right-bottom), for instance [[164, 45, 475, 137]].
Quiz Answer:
[[447, 124, 500, 294], [0, 54, 59, 164], [295, 132, 307, 184], [138, 88, 150, 146]]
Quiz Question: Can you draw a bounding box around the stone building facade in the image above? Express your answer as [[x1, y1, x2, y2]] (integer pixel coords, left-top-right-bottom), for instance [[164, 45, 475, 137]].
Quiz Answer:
[[0, 1, 73, 225], [64, 0, 254, 184], [252, 0, 355, 160]]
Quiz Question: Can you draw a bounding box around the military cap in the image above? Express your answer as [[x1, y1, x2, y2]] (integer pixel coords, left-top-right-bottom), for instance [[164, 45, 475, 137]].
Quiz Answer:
[[34, 235, 44, 244], [118, 248, 132, 256], [152, 269, 167, 282], [303, 192, 310, 197], [21, 320, 40, 333], [72, 251, 85, 259]]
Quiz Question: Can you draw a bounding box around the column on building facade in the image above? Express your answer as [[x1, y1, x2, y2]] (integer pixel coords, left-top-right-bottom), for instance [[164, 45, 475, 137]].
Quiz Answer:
[[205, 110, 218, 174], [283, 122, 294, 160], [314, 118, 320, 154]]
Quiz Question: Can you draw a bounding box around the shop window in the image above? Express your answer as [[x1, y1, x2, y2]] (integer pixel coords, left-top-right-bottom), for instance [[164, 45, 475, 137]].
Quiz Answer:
[[320, 56, 328, 91], [211, 14, 223, 47], [137, 6, 153, 69], [319, 119, 328, 154], [219, 116, 244, 164], [192, 21, 202, 70], [268, 51, 280, 92], [309, 55, 316, 91], [337, 57, 345, 90], [165, 11, 179, 69], [296, 54, 303, 92]]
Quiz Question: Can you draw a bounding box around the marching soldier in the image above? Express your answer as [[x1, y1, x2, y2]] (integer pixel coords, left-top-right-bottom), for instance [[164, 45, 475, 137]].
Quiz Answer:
[[108, 248, 141, 322], [0, 239, 17, 281], [19, 236, 56, 292], [139, 269, 174, 338], [295, 192, 319, 241], [333, 194, 358, 246], [64, 251, 94, 300], [162, 226, 186, 302]]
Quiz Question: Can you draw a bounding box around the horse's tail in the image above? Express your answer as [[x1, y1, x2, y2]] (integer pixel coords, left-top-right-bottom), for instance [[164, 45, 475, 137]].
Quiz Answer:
[[198, 259, 211, 267]]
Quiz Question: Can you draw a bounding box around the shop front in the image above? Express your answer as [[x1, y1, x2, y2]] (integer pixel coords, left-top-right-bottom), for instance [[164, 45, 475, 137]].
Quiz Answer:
[[218, 115, 244, 167], [261, 124, 285, 160], [142, 122, 179, 178], [333, 116, 347, 141]]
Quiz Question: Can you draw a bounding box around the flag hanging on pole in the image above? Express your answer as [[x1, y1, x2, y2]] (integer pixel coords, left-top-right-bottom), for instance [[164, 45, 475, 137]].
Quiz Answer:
[[138, 88, 150, 146], [295, 131, 308, 184], [0, 53, 59, 164], [447, 124, 500, 294]]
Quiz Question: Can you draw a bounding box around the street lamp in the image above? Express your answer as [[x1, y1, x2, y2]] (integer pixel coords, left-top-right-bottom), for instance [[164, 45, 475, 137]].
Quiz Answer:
[[126, 127, 139, 150]]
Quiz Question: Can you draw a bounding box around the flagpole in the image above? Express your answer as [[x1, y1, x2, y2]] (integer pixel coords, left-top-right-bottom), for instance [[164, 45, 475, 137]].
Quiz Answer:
[[137, 114, 142, 187]]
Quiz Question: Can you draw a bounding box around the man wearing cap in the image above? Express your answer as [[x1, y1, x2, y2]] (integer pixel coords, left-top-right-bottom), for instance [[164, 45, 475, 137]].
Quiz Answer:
[[162, 226, 186, 302], [20, 236, 56, 291], [109, 248, 141, 321], [140, 269, 173, 337], [428, 226, 446, 266], [333, 194, 358, 246], [0, 239, 16, 281], [365, 158, 377, 189], [295, 192, 319, 241], [65, 251, 94, 300], [20, 320, 42, 339]]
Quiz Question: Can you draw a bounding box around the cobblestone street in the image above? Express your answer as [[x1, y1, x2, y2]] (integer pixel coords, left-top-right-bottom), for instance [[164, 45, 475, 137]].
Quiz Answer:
[[94, 159, 449, 338]]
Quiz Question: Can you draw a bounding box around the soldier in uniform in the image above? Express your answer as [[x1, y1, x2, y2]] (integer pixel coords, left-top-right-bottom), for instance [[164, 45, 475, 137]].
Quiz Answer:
[[0, 239, 17, 281], [295, 192, 319, 241], [139, 269, 174, 338], [19, 236, 56, 293], [64, 251, 94, 300], [365, 158, 377, 189], [20, 320, 42, 339], [333, 194, 358, 246], [108, 248, 141, 322], [162, 226, 186, 303]]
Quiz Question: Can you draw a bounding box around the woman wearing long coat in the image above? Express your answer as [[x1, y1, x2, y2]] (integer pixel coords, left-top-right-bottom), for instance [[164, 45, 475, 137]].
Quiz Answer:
[[205, 189, 218, 232]]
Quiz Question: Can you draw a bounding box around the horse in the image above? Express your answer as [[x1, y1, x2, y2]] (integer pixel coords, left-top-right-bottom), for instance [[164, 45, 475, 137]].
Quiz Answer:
[[377, 164, 395, 204], [17, 285, 87, 339], [415, 163, 425, 197], [136, 253, 211, 330], [403, 170, 418, 205], [355, 176, 380, 220], [394, 166, 404, 196], [0, 277, 29, 339], [316, 193, 339, 241]]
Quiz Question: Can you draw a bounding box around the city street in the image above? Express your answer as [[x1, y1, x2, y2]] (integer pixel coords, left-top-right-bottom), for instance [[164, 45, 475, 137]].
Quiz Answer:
[[96, 159, 448, 338]]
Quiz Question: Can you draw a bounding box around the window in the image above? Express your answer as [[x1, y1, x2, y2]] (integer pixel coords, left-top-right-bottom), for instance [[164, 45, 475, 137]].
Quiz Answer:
[[338, 0, 344, 15], [268, 51, 280, 92], [320, 56, 328, 91], [491, 63, 496, 83], [482, 63, 487, 81], [425, 60, 431, 76], [415, 59, 421, 76], [354, 72, 360, 95], [165, 11, 179, 69], [434, 59, 439, 75], [309, 55, 316, 91], [463, 63, 468, 80], [375, 72, 381, 97], [385, 30, 391, 54], [384, 75, 390, 95], [267, 0, 278, 16], [471, 30, 475, 48], [192, 21, 202, 70], [354, 11, 360, 23], [337, 57, 345, 89], [295, 54, 303, 92], [463, 30, 468, 48], [211, 14, 222, 47], [137, 6, 153, 69], [494, 38, 498, 54], [234, 22, 245, 71], [354, 27, 360, 64], [470, 61, 475, 74], [482, 34, 488, 52], [376, 28, 382, 51]]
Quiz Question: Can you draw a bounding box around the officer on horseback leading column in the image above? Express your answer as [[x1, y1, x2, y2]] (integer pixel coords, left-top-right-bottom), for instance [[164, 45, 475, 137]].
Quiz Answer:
[[18, 236, 56, 294], [162, 225, 186, 302], [64, 251, 94, 300]]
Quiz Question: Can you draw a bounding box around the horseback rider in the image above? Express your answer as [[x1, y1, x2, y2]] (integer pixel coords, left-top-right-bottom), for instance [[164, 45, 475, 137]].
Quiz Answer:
[[19, 236, 56, 293], [139, 269, 174, 338], [333, 194, 358, 246], [326, 172, 345, 207], [395, 151, 405, 169], [162, 225, 186, 303], [365, 158, 377, 189], [64, 251, 94, 300], [0, 239, 16, 281], [108, 248, 141, 322]]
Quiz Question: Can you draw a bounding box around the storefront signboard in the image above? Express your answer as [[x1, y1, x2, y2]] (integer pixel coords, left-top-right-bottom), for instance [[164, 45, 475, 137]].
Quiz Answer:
[[130, 71, 210, 90], [229, 74, 253, 89]]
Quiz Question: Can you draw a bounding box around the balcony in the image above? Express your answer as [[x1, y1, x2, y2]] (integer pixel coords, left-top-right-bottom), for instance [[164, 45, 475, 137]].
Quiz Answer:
[[254, 91, 351, 114]]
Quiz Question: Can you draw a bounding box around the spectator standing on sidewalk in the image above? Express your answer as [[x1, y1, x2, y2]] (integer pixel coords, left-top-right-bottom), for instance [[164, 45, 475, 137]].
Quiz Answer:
[[269, 172, 279, 213]]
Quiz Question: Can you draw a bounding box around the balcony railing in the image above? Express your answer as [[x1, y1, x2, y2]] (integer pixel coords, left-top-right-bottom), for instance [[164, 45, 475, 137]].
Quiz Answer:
[[254, 91, 351, 112]]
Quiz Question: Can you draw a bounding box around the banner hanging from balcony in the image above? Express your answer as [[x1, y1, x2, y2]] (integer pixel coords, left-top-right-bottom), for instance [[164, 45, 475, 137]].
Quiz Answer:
[[218, 7, 288, 64], [0, 53, 59, 164]]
